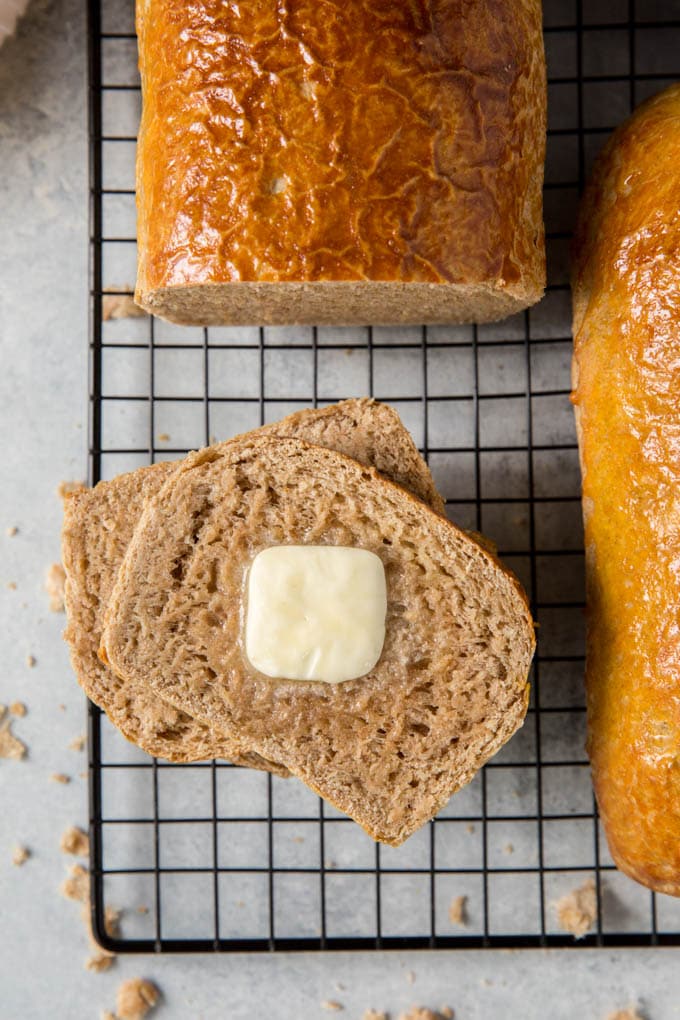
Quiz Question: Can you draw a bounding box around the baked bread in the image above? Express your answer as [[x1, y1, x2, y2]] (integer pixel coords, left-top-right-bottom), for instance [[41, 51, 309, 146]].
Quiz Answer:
[[101, 435, 535, 845], [62, 399, 442, 767], [135, 0, 546, 326], [572, 84, 680, 895]]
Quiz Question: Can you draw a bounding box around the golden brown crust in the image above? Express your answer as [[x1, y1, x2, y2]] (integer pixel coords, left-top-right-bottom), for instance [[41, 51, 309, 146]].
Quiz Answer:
[[571, 84, 680, 896], [135, 0, 545, 324]]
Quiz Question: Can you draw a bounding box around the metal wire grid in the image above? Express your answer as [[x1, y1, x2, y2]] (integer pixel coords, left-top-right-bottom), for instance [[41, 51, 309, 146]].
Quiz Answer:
[[87, 0, 680, 953]]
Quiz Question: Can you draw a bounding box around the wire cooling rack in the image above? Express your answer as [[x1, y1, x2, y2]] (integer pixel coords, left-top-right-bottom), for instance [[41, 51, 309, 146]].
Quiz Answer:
[[87, 0, 680, 952]]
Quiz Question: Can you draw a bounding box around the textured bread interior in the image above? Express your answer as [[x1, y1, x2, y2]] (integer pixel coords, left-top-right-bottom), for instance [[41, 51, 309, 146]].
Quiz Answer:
[[136, 0, 546, 326], [101, 435, 535, 845], [62, 399, 442, 767], [140, 281, 538, 328]]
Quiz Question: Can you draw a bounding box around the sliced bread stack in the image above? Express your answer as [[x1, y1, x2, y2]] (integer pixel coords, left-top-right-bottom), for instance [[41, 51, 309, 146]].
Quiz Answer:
[[62, 399, 534, 845]]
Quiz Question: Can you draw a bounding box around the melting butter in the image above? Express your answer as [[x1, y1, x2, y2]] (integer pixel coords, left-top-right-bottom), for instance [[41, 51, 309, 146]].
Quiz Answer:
[[245, 546, 387, 683]]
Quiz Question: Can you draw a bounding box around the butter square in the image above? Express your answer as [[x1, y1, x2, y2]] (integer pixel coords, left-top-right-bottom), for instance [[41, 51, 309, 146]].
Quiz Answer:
[[245, 546, 387, 683]]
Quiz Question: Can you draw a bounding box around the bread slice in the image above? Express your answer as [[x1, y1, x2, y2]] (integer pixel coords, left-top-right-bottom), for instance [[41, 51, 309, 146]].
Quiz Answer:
[[62, 399, 443, 767], [101, 435, 534, 844]]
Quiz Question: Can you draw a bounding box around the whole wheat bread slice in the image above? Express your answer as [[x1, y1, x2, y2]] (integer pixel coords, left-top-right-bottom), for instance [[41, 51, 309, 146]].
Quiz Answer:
[[101, 435, 534, 844], [62, 399, 443, 767]]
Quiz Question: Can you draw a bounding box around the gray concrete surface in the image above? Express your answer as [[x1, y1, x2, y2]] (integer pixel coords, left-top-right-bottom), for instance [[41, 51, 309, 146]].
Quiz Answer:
[[1, 1, 679, 1017]]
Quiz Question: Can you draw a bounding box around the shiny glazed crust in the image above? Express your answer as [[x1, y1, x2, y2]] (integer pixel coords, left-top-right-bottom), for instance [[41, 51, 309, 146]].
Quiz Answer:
[[571, 84, 680, 896], [135, 0, 546, 325]]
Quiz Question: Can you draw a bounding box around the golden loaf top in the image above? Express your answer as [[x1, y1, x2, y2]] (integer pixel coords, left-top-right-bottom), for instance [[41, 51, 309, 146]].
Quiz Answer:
[[134, 0, 546, 325]]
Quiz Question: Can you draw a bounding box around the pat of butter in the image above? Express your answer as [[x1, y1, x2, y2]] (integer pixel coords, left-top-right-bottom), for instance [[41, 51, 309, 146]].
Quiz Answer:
[[245, 546, 387, 683]]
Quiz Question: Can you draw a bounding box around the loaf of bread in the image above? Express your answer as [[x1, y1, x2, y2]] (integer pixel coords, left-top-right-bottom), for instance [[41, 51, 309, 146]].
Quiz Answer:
[[101, 434, 535, 845], [62, 399, 442, 768], [571, 85, 680, 895], [135, 0, 546, 326]]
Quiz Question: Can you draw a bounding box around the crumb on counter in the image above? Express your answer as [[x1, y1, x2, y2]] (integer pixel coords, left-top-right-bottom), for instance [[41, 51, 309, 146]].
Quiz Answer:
[[440, 1009, 454, 1020], [7, 581, 17, 590], [105, 905, 121, 938], [61, 863, 89, 902], [51, 772, 71, 784], [405, 971, 416, 985], [448, 895, 468, 927], [503, 843, 515, 855], [6, 526, 17, 537], [363, 1011, 388, 1020], [102, 289, 147, 321], [26, 655, 36, 668], [45, 562, 66, 612], [57, 480, 86, 499], [465, 823, 475, 834], [10, 702, 26, 717], [321, 1002, 344, 1012], [605, 1010, 645, 1020], [116, 978, 160, 1020], [102, 1012, 116, 1020], [69, 734, 86, 751], [157, 433, 170, 442], [0, 704, 27, 760], [86, 953, 114, 973], [60, 825, 90, 857], [554, 878, 597, 938], [137, 905, 149, 915], [12, 845, 30, 867]]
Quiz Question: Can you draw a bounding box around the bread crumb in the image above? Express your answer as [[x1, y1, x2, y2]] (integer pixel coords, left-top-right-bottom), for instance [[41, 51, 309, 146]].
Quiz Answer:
[[57, 480, 86, 499], [45, 562, 66, 612], [61, 863, 89, 902], [405, 970, 416, 985], [26, 654, 36, 668], [116, 978, 160, 1020], [465, 823, 476, 834], [12, 844, 30, 866], [105, 905, 121, 938], [102, 290, 147, 321], [335, 983, 345, 992], [503, 843, 515, 855], [51, 772, 71, 784], [102, 1012, 116, 1020], [605, 1010, 645, 1020], [6, 526, 17, 537], [0, 705, 27, 760], [7, 581, 16, 590], [555, 878, 597, 938], [157, 433, 170, 442], [137, 905, 149, 915], [292, 835, 305, 844], [363, 1011, 388, 1020], [321, 1002, 344, 1012], [81, 903, 119, 974], [440, 1009, 454, 1020], [86, 952, 114, 973], [60, 825, 89, 857], [69, 734, 86, 751], [10, 701, 26, 717], [448, 895, 468, 927]]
